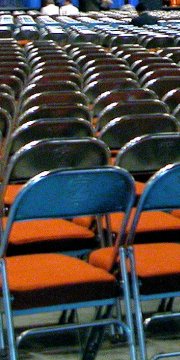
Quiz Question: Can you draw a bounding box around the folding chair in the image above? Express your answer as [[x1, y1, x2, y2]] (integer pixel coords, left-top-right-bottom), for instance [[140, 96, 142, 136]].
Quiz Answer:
[[2, 118, 94, 169], [30, 73, 82, 90], [17, 104, 91, 126], [19, 91, 88, 113], [98, 113, 179, 153], [124, 162, 180, 360], [162, 88, 180, 112], [0, 166, 137, 360], [144, 76, 180, 99], [140, 68, 180, 87], [2, 138, 110, 256], [83, 64, 130, 83], [84, 79, 139, 104], [19, 82, 79, 103], [97, 99, 169, 130], [84, 70, 138, 87], [93, 88, 158, 117], [136, 63, 179, 79]]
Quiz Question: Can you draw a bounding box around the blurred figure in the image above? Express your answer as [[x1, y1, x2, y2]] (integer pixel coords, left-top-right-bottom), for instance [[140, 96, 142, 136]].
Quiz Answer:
[[130, 2, 158, 26], [79, 0, 111, 11], [41, 0, 60, 15], [121, 0, 135, 11], [59, 0, 79, 15]]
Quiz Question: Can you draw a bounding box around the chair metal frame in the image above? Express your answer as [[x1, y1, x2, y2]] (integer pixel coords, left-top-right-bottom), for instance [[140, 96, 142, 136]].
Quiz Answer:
[[124, 162, 180, 360]]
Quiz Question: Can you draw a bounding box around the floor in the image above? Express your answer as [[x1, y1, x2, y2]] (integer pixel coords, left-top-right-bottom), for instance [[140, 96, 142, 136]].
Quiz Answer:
[[8, 298, 180, 359]]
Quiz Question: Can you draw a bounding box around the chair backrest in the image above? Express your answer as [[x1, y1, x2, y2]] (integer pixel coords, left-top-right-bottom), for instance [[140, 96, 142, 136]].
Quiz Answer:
[[2, 166, 135, 255], [162, 88, 180, 112], [127, 162, 180, 245], [19, 82, 79, 103], [131, 57, 174, 73], [99, 114, 179, 150], [6, 118, 94, 157], [140, 68, 180, 86], [97, 99, 169, 130], [17, 104, 91, 125], [144, 76, 180, 99], [3, 137, 110, 184], [116, 133, 180, 182], [30, 73, 82, 89], [83, 64, 129, 83], [84, 79, 139, 103], [85, 71, 138, 87], [93, 88, 158, 116], [20, 91, 88, 113], [136, 63, 179, 78]]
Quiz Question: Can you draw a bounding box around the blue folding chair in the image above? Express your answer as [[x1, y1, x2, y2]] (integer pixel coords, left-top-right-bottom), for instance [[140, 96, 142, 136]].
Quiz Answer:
[[125, 162, 180, 360], [0, 166, 137, 360]]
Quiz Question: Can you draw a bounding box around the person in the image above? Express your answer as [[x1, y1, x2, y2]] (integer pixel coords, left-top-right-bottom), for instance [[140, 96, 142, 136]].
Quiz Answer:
[[41, 0, 60, 15], [79, 0, 111, 11], [130, 2, 158, 26], [59, 0, 79, 15]]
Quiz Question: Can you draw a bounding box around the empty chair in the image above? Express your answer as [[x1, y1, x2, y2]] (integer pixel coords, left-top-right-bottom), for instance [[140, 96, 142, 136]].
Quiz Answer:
[[83, 64, 130, 83], [140, 68, 180, 86], [30, 73, 82, 89], [97, 99, 169, 130], [32, 59, 77, 71], [2, 138, 111, 256], [19, 91, 88, 113], [136, 63, 179, 79], [131, 57, 174, 73], [0, 166, 136, 360], [17, 104, 91, 126], [29, 65, 79, 81], [143, 35, 175, 48], [0, 93, 16, 118], [162, 88, 180, 112], [84, 70, 138, 87], [0, 75, 23, 99], [89, 162, 180, 360], [3, 118, 94, 169], [82, 58, 129, 73], [93, 88, 158, 116], [84, 79, 139, 104], [144, 76, 180, 99], [116, 132, 180, 183], [125, 162, 180, 360], [99, 113, 178, 151], [19, 82, 79, 103]]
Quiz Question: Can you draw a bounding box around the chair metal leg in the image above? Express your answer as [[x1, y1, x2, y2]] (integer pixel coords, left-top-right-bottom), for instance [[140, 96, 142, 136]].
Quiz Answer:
[[81, 305, 113, 360], [1, 259, 18, 360], [0, 312, 5, 350], [119, 247, 137, 360], [128, 247, 148, 360]]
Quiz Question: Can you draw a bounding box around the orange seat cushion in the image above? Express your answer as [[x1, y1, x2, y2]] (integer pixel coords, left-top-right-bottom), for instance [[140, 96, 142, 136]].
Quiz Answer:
[[103, 209, 180, 234], [171, 210, 180, 218], [4, 184, 23, 205], [5, 253, 117, 309], [89, 243, 180, 294], [3, 218, 95, 255]]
